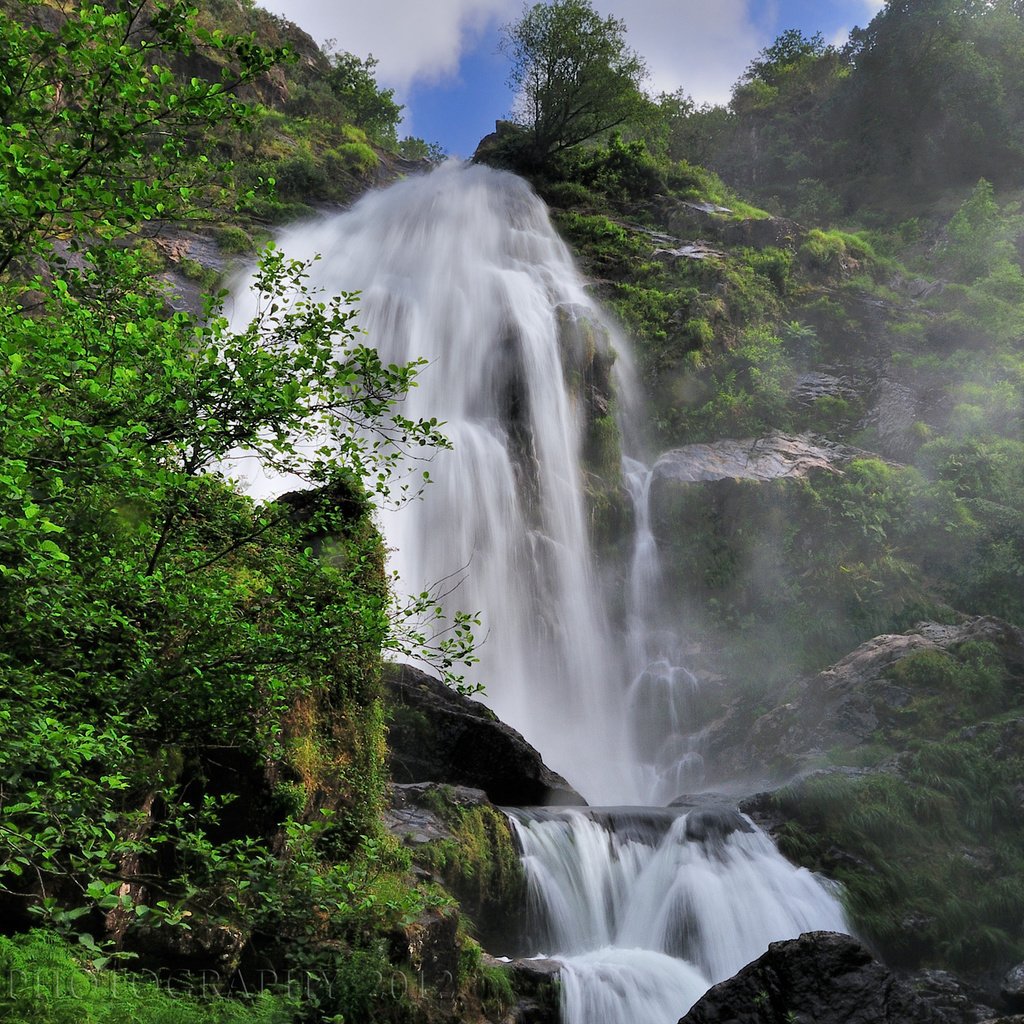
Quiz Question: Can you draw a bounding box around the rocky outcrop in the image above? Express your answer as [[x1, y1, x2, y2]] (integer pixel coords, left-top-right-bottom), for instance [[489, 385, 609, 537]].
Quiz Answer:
[[1002, 963, 1024, 1012], [678, 932, 953, 1024], [485, 955, 561, 1024], [657, 198, 800, 251], [701, 616, 1024, 783], [385, 663, 584, 806], [391, 907, 461, 993], [652, 432, 854, 487], [681, 804, 755, 845], [384, 782, 527, 958]]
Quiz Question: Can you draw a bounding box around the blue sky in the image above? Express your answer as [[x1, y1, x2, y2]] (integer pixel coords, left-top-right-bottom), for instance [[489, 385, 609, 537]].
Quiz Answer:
[[261, 0, 885, 157]]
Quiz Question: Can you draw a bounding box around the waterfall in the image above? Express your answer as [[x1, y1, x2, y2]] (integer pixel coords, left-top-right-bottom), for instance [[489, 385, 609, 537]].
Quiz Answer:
[[229, 163, 850, 1022], [510, 807, 848, 1022], [235, 161, 648, 801]]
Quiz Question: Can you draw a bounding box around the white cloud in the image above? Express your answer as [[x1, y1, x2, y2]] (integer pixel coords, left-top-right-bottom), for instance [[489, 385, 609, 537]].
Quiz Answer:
[[259, 0, 769, 106], [829, 25, 851, 47], [592, 0, 768, 105], [258, 0, 511, 90]]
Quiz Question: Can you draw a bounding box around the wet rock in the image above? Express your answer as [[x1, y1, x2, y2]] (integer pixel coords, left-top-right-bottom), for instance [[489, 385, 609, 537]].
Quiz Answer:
[[483, 955, 561, 1024], [385, 782, 526, 956], [682, 805, 754, 845], [385, 663, 584, 806], [126, 920, 248, 974], [909, 968, 997, 1023], [864, 377, 923, 461], [658, 197, 799, 251], [890, 274, 947, 301], [678, 931, 949, 1024], [652, 432, 853, 487], [719, 215, 801, 250], [653, 242, 726, 262], [1002, 963, 1024, 1011], [789, 371, 860, 406], [384, 782, 490, 845], [392, 908, 461, 994]]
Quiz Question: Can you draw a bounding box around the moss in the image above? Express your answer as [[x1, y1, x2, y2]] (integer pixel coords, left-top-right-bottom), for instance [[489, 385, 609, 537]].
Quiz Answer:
[[178, 256, 220, 288], [214, 225, 254, 254], [412, 793, 526, 948], [331, 141, 379, 176]]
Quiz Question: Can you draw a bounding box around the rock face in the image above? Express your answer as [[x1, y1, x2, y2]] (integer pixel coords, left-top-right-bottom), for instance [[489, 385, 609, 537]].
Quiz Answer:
[[657, 198, 800, 251], [682, 804, 755, 846], [385, 663, 584, 806], [652, 432, 853, 487], [701, 616, 1024, 783], [384, 782, 528, 958], [1002, 963, 1024, 1011], [678, 932, 950, 1024]]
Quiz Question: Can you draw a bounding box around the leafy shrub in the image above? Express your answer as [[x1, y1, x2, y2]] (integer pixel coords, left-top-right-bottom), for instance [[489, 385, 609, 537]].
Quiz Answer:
[[215, 225, 255, 254], [0, 932, 295, 1024], [799, 228, 875, 276], [743, 246, 793, 294], [271, 148, 328, 199], [540, 180, 599, 209], [330, 141, 379, 176]]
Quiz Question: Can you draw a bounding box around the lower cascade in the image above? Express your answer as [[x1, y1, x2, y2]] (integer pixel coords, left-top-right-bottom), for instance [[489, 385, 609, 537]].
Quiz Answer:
[[233, 163, 851, 1021], [510, 807, 848, 1023]]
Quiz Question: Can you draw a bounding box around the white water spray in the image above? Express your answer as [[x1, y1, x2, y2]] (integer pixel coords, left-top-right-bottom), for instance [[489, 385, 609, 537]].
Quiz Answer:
[[511, 807, 848, 1023]]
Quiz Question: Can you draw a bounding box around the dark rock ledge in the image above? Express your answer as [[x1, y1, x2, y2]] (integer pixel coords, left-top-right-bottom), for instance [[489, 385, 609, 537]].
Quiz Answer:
[[679, 932, 996, 1024], [384, 662, 585, 807]]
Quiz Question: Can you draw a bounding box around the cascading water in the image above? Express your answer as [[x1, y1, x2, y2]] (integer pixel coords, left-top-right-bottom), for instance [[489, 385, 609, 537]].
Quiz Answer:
[[240, 162, 638, 801], [230, 163, 849, 1022], [510, 807, 848, 1022]]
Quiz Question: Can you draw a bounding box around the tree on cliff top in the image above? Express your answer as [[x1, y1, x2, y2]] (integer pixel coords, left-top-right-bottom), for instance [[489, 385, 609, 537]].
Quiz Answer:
[[500, 0, 649, 164]]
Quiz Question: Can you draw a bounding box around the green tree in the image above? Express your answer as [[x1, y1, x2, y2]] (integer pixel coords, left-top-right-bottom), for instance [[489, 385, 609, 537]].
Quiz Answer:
[[838, 0, 1024, 199], [0, 0, 460, 972], [0, 0, 284, 275], [649, 89, 733, 166], [324, 52, 402, 148], [500, 0, 650, 164], [713, 29, 847, 205]]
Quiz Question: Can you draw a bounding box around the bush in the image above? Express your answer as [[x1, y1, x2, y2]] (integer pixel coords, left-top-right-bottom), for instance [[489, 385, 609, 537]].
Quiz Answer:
[[0, 932, 295, 1024], [330, 141, 379, 176], [215, 225, 255, 255]]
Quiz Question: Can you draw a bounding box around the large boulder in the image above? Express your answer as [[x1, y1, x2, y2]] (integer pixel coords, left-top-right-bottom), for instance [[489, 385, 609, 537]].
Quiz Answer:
[[385, 663, 584, 806], [657, 198, 800, 251], [652, 432, 854, 488], [678, 932, 951, 1024]]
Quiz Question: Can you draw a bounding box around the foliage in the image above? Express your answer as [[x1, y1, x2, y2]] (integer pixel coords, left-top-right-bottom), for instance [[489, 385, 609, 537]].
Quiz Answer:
[[0, 931, 295, 1024], [413, 794, 525, 937], [0, 0, 283, 274], [500, 0, 651, 165], [650, 89, 734, 166], [321, 52, 402, 149], [772, 638, 1024, 972], [0, 4, 464, 1014], [700, 2, 1024, 213], [0, 242, 453, 938], [942, 178, 1024, 283], [397, 137, 447, 163]]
